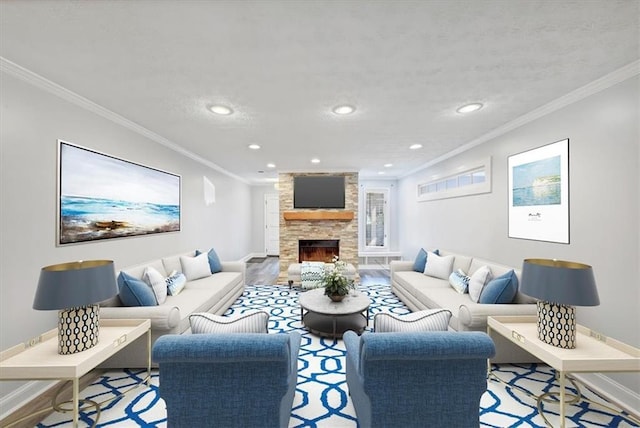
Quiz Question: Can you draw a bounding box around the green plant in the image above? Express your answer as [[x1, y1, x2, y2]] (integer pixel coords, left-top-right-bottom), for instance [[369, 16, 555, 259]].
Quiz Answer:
[[323, 256, 355, 297]]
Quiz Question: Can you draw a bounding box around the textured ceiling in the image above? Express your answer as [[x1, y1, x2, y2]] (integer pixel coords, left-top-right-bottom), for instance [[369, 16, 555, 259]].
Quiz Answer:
[[1, 0, 638, 183]]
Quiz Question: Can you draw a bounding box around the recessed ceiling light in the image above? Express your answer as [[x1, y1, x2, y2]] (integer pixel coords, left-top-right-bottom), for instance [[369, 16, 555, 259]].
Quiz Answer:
[[332, 105, 356, 115], [311, 158, 320, 164], [384, 163, 393, 168], [378, 171, 386, 175], [208, 104, 234, 115], [456, 103, 483, 114], [248, 144, 261, 150], [409, 144, 422, 150], [267, 163, 276, 168]]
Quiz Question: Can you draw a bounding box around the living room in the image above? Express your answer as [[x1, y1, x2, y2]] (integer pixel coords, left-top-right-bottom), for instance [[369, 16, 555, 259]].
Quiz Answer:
[[1, 1, 638, 426]]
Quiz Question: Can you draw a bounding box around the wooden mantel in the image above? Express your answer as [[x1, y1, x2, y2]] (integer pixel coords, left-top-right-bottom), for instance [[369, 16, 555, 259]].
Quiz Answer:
[[283, 210, 354, 221]]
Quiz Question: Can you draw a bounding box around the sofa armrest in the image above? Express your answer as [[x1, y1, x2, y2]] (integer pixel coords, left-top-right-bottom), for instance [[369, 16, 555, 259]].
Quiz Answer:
[[221, 261, 246, 276], [458, 303, 537, 330], [100, 305, 181, 331], [390, 260, 414, 276]]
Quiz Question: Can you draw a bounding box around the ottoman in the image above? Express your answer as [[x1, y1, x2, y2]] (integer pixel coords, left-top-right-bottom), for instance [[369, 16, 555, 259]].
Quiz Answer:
[[288, 262, 357, 288]]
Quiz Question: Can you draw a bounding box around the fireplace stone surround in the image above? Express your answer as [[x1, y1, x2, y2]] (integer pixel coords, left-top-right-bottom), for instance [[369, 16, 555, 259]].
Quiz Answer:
[[278, 172, 359, 283]]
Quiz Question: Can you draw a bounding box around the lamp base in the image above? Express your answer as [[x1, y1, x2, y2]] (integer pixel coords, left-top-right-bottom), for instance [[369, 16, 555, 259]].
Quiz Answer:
[[58, 304, 100, 354], [536, 301, 576, 349]]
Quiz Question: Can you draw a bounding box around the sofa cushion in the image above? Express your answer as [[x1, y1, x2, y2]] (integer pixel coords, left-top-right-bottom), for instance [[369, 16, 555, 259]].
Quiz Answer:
[[423, 252, 454, 280], [189, 310, 269, 334], [374, 309, 452, 332], [479, 270, 519, 304], [143, 266, 168, 304], [196, 248, 223, 273], [412, 248, 428, 272], [180, 253, 212, 281], [468, 265, 492, 303], [118, 271, 157, 307]]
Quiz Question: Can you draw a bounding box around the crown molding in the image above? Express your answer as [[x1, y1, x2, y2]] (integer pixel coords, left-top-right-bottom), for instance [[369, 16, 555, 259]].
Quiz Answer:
[[403, 60, 640, 178], [0, 57, 248, 184]]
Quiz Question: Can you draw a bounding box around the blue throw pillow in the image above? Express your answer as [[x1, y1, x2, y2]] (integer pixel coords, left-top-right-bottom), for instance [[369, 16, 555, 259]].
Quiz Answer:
[[118, 271, 157, 307], [479, 270, 519, 304], [196, 248, 222, 273], [412, 248, 439, 272]]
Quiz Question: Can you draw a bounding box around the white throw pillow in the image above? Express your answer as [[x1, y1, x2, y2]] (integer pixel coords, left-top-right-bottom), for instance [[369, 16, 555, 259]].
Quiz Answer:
[[468, 265, 493, 303], [374, 309, 452, 332], [189, 311, 269, 334], [180, 253, 212, 281], [143, 266, 168, 304], [423, 252, 454, 280]]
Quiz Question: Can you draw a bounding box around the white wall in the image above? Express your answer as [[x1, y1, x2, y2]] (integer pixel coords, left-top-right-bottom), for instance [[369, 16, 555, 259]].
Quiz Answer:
[[0, 71, 253, 405], [398, 76, 639, 399]]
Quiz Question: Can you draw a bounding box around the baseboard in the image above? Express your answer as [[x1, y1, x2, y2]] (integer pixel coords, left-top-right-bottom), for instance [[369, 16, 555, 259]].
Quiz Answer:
[[573, 373, 640, 419], [0, 380, 54, 421], [240, 252, 266, 262], [358, 264, 389, 270]]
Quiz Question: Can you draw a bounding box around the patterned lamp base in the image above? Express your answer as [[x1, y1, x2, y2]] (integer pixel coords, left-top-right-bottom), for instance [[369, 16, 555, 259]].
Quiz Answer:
[[57, 305, 100, 354], [536, 301, 576, 349]]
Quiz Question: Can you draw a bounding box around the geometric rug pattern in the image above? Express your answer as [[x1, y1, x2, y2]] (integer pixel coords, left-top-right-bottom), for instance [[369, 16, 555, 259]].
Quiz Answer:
[[38, 284, 639, 427]]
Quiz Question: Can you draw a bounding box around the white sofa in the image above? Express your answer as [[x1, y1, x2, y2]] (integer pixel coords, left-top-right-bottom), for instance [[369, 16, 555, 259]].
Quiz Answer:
[[99, 250, 245, 368], [390, 249, 538, 363]]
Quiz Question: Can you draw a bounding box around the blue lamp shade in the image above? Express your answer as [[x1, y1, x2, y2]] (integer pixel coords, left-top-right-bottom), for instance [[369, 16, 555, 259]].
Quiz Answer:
[[33, 260, 118, 354], [520, 259, 599, 307], [520, 258, 599, 349]]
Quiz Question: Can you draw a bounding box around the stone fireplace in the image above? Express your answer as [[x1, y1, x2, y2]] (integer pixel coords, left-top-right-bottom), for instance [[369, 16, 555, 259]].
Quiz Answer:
[[299, 239, 339, 263], [278, 172, 358, 283]]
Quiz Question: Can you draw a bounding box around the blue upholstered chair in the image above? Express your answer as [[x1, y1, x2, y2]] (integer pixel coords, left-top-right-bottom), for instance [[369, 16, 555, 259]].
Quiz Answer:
[[344, 330, 495, 428], [153, 332, 301, 428]]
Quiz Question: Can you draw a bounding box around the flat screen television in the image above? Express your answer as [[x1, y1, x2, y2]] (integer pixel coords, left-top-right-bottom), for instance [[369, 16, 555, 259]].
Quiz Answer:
[[293, 176, 345, 209]]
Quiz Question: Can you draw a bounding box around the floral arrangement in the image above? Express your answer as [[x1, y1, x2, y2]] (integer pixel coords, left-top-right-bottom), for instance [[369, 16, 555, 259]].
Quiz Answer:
[[323, 255, 355, 298]]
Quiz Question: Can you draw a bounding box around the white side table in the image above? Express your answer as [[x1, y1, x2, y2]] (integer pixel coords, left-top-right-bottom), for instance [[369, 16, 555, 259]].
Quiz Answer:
[[0, 318, 151, 427], [488, 315, 640, 427]]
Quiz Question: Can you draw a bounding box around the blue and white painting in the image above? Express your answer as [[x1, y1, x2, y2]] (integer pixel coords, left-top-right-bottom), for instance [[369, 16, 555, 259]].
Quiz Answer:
[[59, 141, 181, 244], [512, 155, 561, 207]]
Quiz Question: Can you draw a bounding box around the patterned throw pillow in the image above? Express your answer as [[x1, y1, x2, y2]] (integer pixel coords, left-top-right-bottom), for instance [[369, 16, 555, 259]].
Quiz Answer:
[[448, 269, 471, 294], [189, 311, 269, 334], [468, 265, 493, 303], [166, 270, 187, 296], [374, 309, 452, 332], [143, 266, 168, 304], [300, 262, 325, 290]]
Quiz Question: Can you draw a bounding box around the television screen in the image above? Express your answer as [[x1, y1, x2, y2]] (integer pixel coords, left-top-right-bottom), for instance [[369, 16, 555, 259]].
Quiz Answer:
[[293, 176, 345, 209]]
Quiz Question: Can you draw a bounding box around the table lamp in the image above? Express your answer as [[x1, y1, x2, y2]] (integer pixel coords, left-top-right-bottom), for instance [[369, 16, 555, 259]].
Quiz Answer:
[[520, 258, 599, 349], [33, 260, 118, 354]]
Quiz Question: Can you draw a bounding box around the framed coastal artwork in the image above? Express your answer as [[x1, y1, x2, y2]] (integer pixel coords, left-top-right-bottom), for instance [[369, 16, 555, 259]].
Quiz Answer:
[[508, 139, 569, 244], [58, 140, 181, 245]]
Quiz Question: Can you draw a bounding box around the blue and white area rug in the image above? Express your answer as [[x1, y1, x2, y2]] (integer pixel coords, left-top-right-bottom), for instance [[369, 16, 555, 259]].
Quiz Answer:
[[38, 284, 638, 427]]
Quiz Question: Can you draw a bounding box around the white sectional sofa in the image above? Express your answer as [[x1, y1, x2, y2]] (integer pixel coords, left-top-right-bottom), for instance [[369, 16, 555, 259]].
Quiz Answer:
[[390, 249, 538, 363], [99, 250, 245, 368]]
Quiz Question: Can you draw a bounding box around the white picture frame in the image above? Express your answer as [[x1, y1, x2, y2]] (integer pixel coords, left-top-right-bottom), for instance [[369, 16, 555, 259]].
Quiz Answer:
[[508, 139, 569, 244]]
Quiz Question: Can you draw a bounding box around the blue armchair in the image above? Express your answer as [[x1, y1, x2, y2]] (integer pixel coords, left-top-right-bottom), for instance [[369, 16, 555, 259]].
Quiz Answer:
[[153, 332, 301, 428], [344, 331, 495, 428]]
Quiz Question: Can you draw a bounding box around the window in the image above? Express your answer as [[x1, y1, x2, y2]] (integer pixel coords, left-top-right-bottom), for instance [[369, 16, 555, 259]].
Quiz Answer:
[[364, 188, 389, 249], [417, 157, 492, 201]]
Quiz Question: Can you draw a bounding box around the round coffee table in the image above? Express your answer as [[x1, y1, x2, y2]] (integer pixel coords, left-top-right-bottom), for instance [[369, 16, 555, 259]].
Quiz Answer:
[[298, 288, 370, 338]]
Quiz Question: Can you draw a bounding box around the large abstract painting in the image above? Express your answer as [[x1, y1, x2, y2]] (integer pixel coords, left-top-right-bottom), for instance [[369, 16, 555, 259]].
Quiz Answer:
[[508, 139, 569, 244], [58, 141, 181, 245]]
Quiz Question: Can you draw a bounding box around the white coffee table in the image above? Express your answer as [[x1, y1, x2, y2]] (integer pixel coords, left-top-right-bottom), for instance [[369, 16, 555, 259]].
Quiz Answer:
[[0, 318, 151, 427], [299, 288, 370, 338], [488, 316, 640, 427]]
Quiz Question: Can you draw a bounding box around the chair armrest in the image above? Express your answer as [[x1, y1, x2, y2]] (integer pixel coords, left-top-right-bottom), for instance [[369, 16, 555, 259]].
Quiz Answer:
[[288, 331, 302, 378], [458, 303, 537, 330], [390, 260, 414, 276], [343, 330, 361, 370], [100, 305, 181, 331]]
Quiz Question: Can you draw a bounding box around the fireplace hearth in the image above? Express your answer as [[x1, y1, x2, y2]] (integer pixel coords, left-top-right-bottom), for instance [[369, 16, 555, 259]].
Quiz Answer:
[[299, 239, 339, 263]]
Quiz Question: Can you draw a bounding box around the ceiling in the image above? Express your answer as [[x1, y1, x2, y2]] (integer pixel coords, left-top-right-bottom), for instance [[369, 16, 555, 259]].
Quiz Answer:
[[1, 1, 638, 184]]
